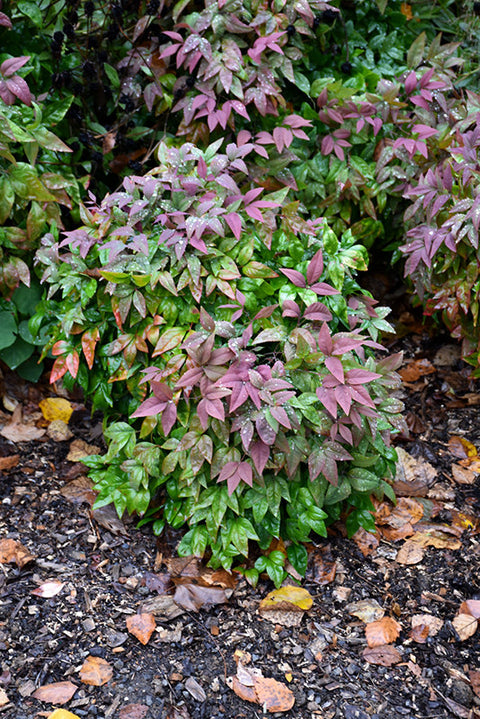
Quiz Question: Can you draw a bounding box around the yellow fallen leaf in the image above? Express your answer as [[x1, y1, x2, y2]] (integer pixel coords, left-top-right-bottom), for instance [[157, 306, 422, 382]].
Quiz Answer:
[[39, 397, 73, 424], [259, 586, 313, 612], [47, 710, 82, 719]]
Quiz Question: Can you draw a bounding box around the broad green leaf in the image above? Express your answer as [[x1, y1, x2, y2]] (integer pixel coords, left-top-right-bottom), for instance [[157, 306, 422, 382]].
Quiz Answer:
[[33, 127, 72, 153], [0, 311, 17, 349], [0, 176, 14, 224], [407, 32, 426, 69], [0, 336, 34, 369]]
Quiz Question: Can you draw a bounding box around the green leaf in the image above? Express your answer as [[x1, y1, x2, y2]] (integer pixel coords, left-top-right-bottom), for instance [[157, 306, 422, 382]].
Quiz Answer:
[[293, 71, 311, 95], [0, 311, 17, 350], [16, 355, 43, 382], [17, 1, 43, 26], [33, 127, 72, 153], [42, 96, 74, 125], [0, 177, 14, 224], [0, 336, 34, 369], [407, 32, 426, 69], [287, 544, 308, 576], [104, 64, 120, 90]]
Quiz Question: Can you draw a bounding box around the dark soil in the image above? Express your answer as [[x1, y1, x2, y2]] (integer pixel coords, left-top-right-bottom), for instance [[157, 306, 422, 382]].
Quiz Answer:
[[0, 329, 480, 719]]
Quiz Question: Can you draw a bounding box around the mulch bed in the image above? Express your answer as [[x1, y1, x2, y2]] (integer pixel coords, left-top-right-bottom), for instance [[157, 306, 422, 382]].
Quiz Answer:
[[0, 327, 480, 719]]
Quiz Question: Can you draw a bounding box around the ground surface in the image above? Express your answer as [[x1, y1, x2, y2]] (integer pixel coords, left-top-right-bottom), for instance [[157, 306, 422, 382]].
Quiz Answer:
[[0, 324, 480, 719]]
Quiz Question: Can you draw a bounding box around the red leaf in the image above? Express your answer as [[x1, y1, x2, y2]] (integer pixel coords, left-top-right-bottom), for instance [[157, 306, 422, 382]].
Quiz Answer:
[[325, 356, 344, 383], [317, 323, 333, 354], [82, 328, 100, 370], [161, 402, 177, 436], [50, 356, 68, 384], [0, 56, 30, 77], [6, 75, 31, 105], [66, 351, 79, 378], [250, 440, 270, 474]]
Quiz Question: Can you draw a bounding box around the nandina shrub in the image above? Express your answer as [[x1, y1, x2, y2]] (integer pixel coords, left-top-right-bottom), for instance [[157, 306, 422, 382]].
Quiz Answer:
[[36, 139, 404, 583]]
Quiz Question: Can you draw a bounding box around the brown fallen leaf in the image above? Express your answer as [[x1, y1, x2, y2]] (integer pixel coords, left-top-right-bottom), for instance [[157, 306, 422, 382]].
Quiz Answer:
[[362, 645, 402, 666], [365, 617, 401, 648], [347, 598, 385, 624], [173, 582, 230, 612], [393, 447, 437, 496], [47, 419, 73, 442], [411, 614, 443, 638], [126, 613, 156, 645], [410, 524, 462, 550], [352, 527, 379, 556], [60, 477, 97, 506], [31, 580, 64, 598], [0, 538, 35, 568], [309, 545, 337, 585], [166, 556, 236, 589], [410, 623, 430, 643], [140, 594, 185, 620], [32, 681, 77, 705], [451, 464, 477, 485], [165, 705, 191, 719], [448, 435, 477, 460], [0, 454, 19, 471], [452, 613, 478, 641], [79, 656, 113, 686], [469, 670, 480, 698], [91, 504, 128, 536], [0, 406, 46, 442], [66, 439, 101, 463], [460, 599, 480, 618], [396, 541, 425, 565], [119, 703, 149, 719]]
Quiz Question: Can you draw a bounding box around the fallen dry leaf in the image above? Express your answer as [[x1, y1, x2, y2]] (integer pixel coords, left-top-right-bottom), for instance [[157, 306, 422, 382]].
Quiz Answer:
[[410, 623, 429, 643], [173, 582, 230, 612], [362, 645, 402, 666], [448, 435, 477, 460], [396, 541, 425, 565], [393, 448, 437, 496], [411, 614, 443, 638], [0, 454, 19, 471], [185, 677, 206, 702], [227, 668, 295, 713], [39, 397, 73, 424], [46, 419, 73, 442], [119, 703, 149, 719], [47, 711, 82, 719], [0, 688, 9, 707], [60, 477, 97, 506], [309, 545, 337, 585], [410, 524, 462, 550], [0, 538, 35, 568], [126, 613, 156, 645], [0, 405, 46, 442], [66, 439, 101, 462], [79, 656, 113, 686], [165, 705, 191, 719], [141, 594, 185, 620], [166, 556, 236, 589], [260, 586, 313, 612], [460, 599, 480, 618], [452, 613, 478, 641], [451, 464, 477, 485], [365, 617, 401, 648], [32, 681, 77, 705], [399, 358, 435, 382], [469, 670, 480, 698], [352, 527, 379, 556], [91, 504, 128, 536], [31, 580, 64, 598], [347, 598, 385, 624]]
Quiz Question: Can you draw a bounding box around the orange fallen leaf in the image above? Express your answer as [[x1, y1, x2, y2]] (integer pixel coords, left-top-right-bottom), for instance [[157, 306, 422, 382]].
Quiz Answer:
[[396, 541, 425, 565], [126, 613, 156, 645], [47, 711, 82, 719], [460, 599, 480, 618], [452, 613, 478, 641], [399, 358, 435, 382], [410, 623, 430, 643], [254, 676, 296, 712], [32, 681, 77, 705], [0, 454, 19, 471], [0, 538, 35, 568], [31, 580, 65, 598], [365, 617, 401, 648], [79, 656, 113, 686], [362, 645, 402, 666]]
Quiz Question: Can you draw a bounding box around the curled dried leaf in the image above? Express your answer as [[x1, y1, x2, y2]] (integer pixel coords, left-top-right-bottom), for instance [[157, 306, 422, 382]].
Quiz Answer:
[[365, 617, 401, 648]]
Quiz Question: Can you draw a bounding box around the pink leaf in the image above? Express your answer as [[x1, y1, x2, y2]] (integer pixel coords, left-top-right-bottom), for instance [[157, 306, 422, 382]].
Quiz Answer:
[[0, 56, 30, 77], [5, 76, 31, 105], [317, 323, 333, 355], [311, 282, 340, 296], [279, 268, 306, 287], [335, 385, 352, 415], [0, 13, 12, 28], [161, 402, 177, 436], [224, 212, 243, 239], [306, 249, 324, 284], [404, 70, 417, 95], [250, 440, 270, 475], [325, 356, 345, 383]]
